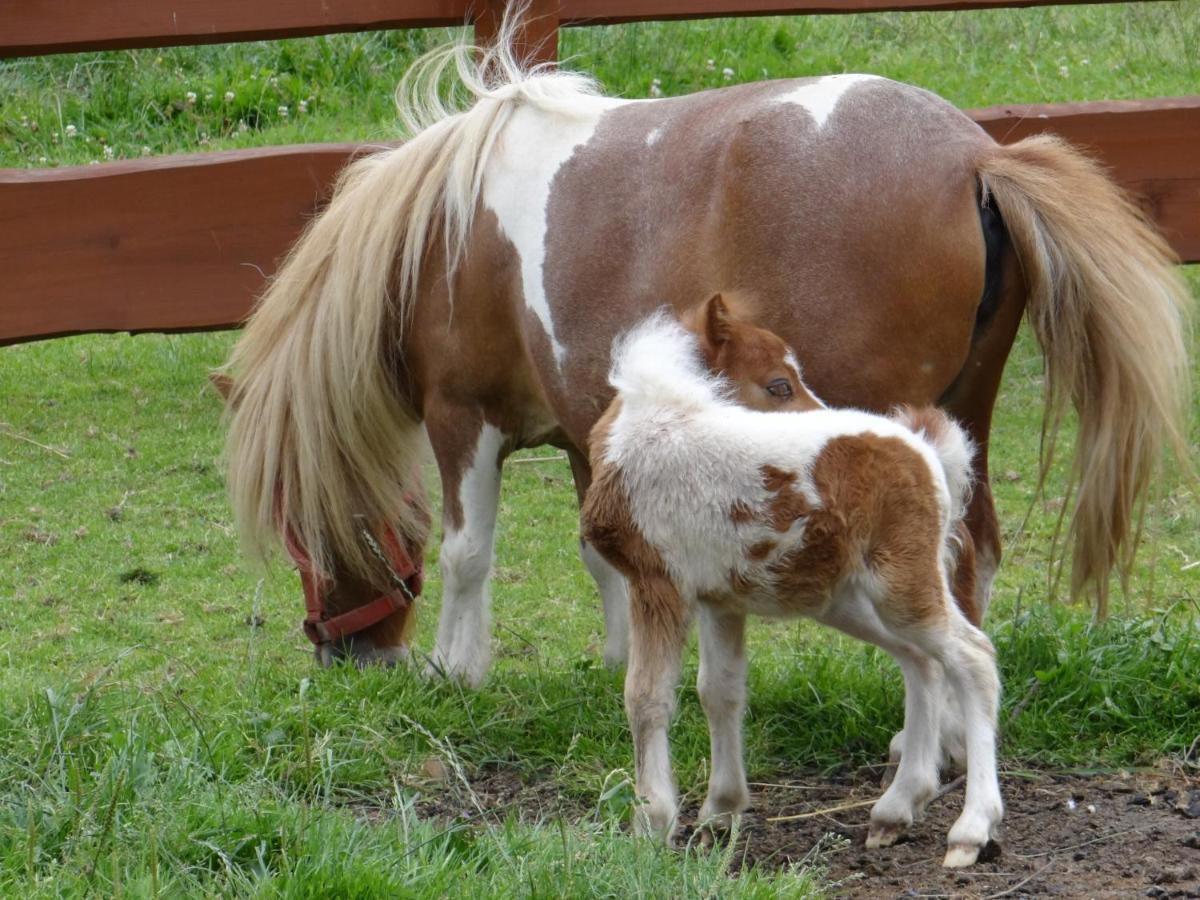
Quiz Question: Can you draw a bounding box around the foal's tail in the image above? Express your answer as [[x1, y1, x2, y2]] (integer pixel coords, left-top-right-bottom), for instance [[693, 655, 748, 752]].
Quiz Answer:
[[891, 405, 975, 525], [977, 136, 1193, 615], [224, 20, 599, 579]]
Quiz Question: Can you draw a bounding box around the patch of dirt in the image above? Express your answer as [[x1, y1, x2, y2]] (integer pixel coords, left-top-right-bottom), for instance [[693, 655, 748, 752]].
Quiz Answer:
[[395, 766, 1200, 897], [694, 768, 1200, 898]]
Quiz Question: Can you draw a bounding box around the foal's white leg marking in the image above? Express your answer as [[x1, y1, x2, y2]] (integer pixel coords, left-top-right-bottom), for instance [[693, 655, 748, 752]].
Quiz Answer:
[[819, 590, 941, 844], [942, 618, 1003, 868], [580, 540, 630, 668], [431, 424, 505, 688], [696, 607, 750, 829], [771, 74, 882, 130], [625, 584, 686, 844], [482, 97, 631, 369], [974, 545, 999, 622]]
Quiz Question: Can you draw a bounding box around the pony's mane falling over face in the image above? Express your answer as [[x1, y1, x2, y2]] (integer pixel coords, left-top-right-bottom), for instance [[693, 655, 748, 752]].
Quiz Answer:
[[608, 311, 730, 410]]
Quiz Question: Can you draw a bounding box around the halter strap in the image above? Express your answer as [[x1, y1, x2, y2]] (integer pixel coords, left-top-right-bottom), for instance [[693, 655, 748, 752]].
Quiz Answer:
[[279, 513, 423, 647]]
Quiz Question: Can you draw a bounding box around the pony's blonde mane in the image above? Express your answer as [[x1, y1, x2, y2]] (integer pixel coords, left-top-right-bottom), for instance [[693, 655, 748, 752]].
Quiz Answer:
[[224, 11, 599, 580]]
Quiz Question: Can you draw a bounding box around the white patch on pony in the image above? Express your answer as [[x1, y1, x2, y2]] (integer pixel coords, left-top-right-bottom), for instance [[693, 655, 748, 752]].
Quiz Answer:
[[645, 126, 663, 146], [431, 423, 507, 688], [772, 74, 881, 130], [483, 96, 630, 368]]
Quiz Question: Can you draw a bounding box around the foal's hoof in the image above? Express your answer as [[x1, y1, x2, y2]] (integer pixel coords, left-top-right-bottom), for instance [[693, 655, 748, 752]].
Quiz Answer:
[[865, 822, 906, 849], [942, 842, 982, 868]]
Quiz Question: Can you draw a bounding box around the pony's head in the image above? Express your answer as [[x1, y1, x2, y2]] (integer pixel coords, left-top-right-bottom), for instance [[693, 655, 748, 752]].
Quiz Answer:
[[685, 294, 824, 413], [211, 372, 428, 668]]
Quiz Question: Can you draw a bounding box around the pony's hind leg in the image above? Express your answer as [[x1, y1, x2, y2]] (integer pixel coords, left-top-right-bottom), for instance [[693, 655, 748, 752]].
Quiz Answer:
[[426, 416, 508, 688], [696, 606, 750, 833]]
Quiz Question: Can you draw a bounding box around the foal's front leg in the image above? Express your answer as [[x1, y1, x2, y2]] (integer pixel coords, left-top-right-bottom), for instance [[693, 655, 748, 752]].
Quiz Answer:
[[625, 574, 690, 843], [696, 607, 750, 831]]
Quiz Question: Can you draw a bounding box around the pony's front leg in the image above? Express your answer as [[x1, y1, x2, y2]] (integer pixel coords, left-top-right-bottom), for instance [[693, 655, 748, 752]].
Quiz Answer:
[[581, 540, 630, 667], [696, 606, 750, 832], [625, 574, 689, 844], [567, 449, 630, 668], [427, 418, 507, 688]]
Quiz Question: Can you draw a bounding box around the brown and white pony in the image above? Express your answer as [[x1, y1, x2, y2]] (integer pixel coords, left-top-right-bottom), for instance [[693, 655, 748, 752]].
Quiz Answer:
[[223, 28, 1191, 684], [580, 300, 999, 866]]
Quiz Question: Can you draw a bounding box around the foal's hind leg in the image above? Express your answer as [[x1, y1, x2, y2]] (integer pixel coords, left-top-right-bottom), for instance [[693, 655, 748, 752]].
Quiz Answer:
[[567, 449, 630, 668], [820, 591, 942, 847], [425, 415, 508, 688]]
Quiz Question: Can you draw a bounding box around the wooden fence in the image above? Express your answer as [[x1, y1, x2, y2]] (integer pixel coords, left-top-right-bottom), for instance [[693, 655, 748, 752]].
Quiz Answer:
[[1, 0, 1197, 345]]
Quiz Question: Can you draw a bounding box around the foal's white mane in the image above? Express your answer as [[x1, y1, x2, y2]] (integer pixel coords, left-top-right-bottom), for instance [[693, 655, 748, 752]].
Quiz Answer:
[[609, 311, 731, 412]]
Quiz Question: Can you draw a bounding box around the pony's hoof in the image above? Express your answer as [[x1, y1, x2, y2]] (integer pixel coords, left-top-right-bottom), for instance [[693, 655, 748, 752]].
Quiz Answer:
[[942, 842, 981, 868], [865, 822, 905, 849]]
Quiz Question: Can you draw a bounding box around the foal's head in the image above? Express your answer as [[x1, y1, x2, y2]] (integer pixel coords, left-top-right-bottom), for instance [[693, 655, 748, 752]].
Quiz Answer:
[[686, 294, 824, 413]]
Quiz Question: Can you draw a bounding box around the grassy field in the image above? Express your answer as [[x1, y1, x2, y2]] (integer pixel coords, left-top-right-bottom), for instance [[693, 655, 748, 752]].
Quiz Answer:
[[2, 4, 1200, 896]]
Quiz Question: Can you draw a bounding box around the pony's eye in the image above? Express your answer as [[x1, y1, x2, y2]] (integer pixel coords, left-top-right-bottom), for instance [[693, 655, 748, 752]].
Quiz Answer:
[[766, 379, 793, 399]]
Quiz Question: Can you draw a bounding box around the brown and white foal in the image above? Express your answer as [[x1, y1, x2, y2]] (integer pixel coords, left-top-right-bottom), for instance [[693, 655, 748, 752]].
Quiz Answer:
[[581, 301, 1002, 868]]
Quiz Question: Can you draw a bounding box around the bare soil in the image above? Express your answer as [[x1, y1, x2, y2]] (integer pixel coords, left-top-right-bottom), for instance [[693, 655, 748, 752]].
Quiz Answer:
[[404, 766, 1200, 898]]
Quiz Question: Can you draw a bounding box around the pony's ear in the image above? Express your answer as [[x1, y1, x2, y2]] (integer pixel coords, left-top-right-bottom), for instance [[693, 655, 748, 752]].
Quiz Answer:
[[704, 293, 733, 348], [209, 372, 235, 401]]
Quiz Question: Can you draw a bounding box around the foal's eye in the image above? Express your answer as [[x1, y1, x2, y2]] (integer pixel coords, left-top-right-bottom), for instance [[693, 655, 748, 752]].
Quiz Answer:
[[765, 379, 793, 399]]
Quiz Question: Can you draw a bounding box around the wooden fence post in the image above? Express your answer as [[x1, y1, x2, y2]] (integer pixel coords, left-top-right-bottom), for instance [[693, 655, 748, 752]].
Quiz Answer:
[[474, 0, 560, 67]]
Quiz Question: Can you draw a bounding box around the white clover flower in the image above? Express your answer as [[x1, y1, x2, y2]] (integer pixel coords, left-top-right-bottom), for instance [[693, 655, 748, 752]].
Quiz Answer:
[[1008, 42, 1019, 51], [65, 123, 77, 137], [1058, 65, 1069, 78], [649, 78, 662, 98], [298, 99, 308, 113], [238, 119, 249, 133], [102, 145, 114, 159], [1081, 58, 1090, 65], [722, 67, 734, 81], [224, 90, 235, 102], [20, 115, 29, 127], [38, 156, 48, 164], [277, 105, 289, 118], [185, 91, 197, 105], [269, 76, 279, 87], [706, 59, 715, 71], [141, 145, 152, 156]]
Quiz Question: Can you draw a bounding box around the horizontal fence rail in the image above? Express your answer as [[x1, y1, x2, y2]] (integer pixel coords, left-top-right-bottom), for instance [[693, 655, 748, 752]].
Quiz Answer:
[[1, 1, 1196, 344], [4, 95, 1196, 346], [1, 0, 1135, 58]]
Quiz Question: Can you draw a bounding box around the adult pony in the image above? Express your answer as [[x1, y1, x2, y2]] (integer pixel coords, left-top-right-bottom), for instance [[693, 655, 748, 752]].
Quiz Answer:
[[223, 28, 1191, 684]]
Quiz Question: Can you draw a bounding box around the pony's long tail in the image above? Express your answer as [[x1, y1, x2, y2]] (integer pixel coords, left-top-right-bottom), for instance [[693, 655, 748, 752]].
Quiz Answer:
[[977, 135, 1193, 615], [224, 18, 599, 580]]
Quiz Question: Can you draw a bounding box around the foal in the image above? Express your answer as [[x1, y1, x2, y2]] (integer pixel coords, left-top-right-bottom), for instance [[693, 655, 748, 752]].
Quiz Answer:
[[581, 299, 1002, 868]]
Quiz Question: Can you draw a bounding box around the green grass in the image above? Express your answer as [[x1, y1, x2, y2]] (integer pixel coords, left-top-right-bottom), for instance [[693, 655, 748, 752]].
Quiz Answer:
[[2, 5, 1200, 896]]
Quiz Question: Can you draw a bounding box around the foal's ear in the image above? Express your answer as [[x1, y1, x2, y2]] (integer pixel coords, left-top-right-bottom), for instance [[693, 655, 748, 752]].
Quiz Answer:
[[704, 293, 733, 347]]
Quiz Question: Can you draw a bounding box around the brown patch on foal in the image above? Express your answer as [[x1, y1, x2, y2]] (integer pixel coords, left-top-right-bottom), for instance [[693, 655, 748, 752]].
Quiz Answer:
[[761, 465, 813, 534], [746, 539, 776, 561], [757, 435, 948, 624], [582, 405, 689, 653], [729, 499, 755, 524]]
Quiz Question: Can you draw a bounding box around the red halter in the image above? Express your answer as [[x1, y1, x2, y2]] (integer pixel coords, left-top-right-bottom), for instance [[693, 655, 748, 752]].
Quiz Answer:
[[280, 517, 424, 647]]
